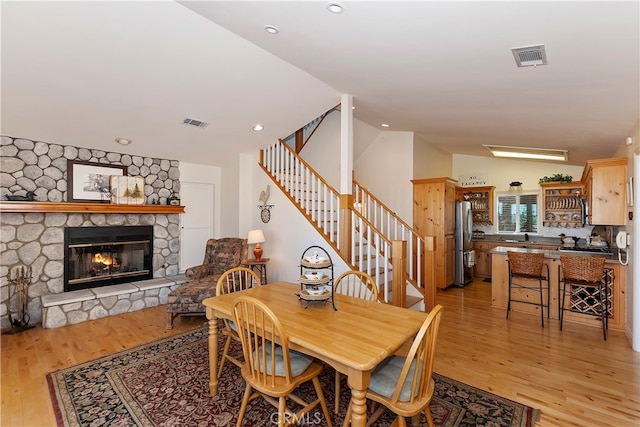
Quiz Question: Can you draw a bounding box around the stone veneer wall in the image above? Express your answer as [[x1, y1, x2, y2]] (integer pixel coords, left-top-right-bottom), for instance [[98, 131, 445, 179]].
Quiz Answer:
[[0, 136, 182, 329], [0, 135, 180, 203]]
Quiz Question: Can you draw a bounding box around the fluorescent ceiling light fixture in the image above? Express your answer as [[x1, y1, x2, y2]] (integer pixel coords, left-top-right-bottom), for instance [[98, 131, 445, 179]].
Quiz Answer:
[[264, 25, 279, 34], [483, 144, 568, 161], [327, 2, 344, 13], [252, 124, 264, 132], [381, 123, 390, 128]]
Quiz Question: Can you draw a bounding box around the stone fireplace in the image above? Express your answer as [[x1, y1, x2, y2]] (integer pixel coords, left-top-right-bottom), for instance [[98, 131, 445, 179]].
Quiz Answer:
[[64, 225, 154, 291], [1, 135, 186, 329], [1, 211, 184, 329]]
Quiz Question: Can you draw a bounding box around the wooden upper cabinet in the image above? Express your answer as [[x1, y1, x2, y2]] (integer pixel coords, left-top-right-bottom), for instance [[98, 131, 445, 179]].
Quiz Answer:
[[412, 177, 458, 289], [581, 158, 628, 226], [444, 181, 457, 235], [540, 182, 584, 228], [460, 186, 495, 226]]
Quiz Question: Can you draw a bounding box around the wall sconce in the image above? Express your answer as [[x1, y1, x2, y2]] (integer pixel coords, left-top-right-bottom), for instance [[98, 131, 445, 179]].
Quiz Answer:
[[509, 181, 523, 192], [247, 229, 266, 261], [626, 137, 634, 146]]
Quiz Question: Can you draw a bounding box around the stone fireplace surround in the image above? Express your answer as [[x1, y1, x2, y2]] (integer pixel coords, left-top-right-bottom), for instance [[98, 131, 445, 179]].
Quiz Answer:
[[1, 136, 184, 329]]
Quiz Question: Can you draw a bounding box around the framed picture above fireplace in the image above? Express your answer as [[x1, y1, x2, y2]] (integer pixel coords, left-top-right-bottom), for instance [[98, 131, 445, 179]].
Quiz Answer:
[[67, 160, 127, 203]]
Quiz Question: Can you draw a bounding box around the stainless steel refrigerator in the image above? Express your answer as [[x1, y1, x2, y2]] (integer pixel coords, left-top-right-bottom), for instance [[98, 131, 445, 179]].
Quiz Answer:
[[454, 200, 474, 287]]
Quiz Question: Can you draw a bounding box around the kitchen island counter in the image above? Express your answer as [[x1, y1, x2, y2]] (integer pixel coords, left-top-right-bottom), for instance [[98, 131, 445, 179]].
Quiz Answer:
[[490, 246, 626, 332]]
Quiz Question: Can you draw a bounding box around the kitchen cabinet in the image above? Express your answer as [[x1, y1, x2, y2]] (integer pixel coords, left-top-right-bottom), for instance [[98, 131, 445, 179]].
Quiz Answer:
[[412, 177, 457, 289], [473, 241, 496, 278], [461, 186, 495, 225], [581, 158, 628, 226], [540, 182, 584, 228]]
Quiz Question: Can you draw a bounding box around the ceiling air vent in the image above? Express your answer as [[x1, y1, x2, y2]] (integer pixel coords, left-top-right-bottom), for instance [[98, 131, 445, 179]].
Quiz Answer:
[[182, 118, 209, 128], [511, 44, 547, 68]]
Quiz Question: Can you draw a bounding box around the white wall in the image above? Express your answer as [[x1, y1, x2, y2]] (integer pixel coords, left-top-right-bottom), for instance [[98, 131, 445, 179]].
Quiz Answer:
[[353, 116, 381, 162], [240, 151, 350, 284], [413, 134, 453, 179], [219, 158, 241, 237], [354, 131, 415, 223], [299, 110, 342, 189], [452, 154, 584, 194]]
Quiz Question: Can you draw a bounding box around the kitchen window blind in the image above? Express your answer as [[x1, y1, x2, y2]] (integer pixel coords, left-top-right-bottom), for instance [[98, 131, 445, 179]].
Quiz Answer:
[[497, 193, 539, 233]]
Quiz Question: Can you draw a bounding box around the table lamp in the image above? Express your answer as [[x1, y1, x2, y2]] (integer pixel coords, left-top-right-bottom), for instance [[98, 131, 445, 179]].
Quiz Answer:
[[247, 229, 265, 261]]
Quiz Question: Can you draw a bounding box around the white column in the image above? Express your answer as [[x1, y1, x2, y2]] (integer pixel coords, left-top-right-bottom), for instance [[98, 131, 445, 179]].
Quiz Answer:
[[340, 94, 354, 194]]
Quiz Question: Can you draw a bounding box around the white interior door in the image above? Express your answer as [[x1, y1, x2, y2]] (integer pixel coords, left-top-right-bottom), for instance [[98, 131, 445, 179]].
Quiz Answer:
[[180, 182, 215, 272]]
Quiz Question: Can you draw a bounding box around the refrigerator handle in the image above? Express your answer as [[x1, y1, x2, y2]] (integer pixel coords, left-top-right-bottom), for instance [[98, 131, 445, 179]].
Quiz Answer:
[[466, 206, 473, 244]]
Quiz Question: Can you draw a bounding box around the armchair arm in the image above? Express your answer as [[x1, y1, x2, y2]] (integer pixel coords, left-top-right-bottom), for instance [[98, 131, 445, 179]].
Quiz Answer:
[[185, 264, 204, 280]]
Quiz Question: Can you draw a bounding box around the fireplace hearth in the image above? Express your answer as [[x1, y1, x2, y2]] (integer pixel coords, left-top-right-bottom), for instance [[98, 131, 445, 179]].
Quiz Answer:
[[64, 226, 154, 292]]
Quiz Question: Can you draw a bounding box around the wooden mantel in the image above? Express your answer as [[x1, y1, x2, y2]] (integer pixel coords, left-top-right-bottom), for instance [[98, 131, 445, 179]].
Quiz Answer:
[[0, 201, 185, 214]]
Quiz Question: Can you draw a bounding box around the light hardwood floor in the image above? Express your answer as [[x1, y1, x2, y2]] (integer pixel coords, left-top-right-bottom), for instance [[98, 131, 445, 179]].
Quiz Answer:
[[1, 278, 639, 426]]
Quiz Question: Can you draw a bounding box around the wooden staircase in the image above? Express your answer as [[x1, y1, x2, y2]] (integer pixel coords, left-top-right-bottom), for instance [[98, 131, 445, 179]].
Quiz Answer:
[[259, 140, 435, 309]]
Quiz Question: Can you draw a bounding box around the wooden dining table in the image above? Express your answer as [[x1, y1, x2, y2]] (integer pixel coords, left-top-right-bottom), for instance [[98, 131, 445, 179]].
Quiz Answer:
[[202, 281, 428, 427]]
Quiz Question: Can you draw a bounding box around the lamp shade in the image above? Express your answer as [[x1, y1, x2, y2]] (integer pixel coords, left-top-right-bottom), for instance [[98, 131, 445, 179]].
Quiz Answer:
[[247, 229, 265, 244], [509, 181, 523, 192]]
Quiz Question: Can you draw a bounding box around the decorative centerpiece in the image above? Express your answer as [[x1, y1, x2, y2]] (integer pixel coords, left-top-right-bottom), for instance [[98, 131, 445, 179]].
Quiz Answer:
[[538, 174, 573, 184], [298, 245, 336, 310]]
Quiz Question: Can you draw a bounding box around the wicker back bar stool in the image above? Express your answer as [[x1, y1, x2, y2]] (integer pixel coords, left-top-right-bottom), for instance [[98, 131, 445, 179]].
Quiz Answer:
[[558, 255, 610, 340], [506, 251, 550, 327]]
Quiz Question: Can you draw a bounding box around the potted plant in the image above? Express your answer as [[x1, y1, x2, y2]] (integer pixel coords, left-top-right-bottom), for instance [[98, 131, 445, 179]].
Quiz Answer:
[[538, 173, 573, 184]]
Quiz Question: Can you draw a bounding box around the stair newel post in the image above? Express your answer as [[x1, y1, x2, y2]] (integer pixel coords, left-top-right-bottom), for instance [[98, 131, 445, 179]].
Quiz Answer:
[[339, 194, 352, 262], [423, 236, 436, 311], [391, 240, 407, 308]]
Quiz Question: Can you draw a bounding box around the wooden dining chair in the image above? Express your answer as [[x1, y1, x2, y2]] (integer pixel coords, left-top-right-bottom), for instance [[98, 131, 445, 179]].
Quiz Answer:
[[333, 270, 379, 414], [232, 296, 332, 427], [215, 266, 261, 379], [344, 304, 444, 427]]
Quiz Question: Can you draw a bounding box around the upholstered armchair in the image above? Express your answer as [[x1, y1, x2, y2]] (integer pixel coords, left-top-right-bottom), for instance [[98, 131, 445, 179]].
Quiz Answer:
[[165, 237, 248, 329]]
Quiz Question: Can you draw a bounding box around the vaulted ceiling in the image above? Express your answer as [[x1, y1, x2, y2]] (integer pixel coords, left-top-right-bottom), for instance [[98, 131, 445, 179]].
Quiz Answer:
[[2, 1, 638, 167]]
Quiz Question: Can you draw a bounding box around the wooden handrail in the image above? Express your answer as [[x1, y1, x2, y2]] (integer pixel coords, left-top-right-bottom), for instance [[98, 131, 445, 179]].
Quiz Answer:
[[353, 179, 426, 294], [294, 104, 340, 153], [353, 179, 415, 233], [275, 139, 342, 196]]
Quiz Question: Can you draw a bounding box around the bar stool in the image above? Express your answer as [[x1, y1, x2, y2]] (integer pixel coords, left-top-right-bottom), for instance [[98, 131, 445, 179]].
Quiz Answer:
[[559, 255, 609, 340], [506, 251, 550, 327]]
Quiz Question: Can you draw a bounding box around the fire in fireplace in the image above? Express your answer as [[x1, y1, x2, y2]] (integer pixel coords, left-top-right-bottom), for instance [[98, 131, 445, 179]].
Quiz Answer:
[[64, 226, 153, 291]]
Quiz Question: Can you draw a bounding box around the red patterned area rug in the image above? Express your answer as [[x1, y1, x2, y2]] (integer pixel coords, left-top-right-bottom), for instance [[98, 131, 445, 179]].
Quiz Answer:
[[47, 326, 540, 426]]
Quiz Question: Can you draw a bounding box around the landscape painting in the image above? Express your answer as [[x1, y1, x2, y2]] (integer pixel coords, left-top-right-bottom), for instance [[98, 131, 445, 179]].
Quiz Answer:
[[110, 176, 145, 205]]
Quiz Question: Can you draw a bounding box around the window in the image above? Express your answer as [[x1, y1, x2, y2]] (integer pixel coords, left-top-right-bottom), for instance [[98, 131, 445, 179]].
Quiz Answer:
[[497, 192, 539, 233]]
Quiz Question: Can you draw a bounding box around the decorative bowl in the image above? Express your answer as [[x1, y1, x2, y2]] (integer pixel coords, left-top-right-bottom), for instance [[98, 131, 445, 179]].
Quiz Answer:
[[305, 285, 327, 295], [304, 272, 322, 280]]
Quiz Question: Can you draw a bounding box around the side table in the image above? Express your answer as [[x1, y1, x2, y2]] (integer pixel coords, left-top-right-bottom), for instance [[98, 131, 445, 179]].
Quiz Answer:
[[242, 258, 269, 284]]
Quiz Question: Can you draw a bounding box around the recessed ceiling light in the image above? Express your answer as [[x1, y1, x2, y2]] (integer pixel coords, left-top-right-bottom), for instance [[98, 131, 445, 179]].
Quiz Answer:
[[381, 123, 390, 128], [483, 144, 568, 161], [264, 25, 279, 34], [115, 138, 132, 146], [253, 124, 264, 132], [327, 2, 344, 13]]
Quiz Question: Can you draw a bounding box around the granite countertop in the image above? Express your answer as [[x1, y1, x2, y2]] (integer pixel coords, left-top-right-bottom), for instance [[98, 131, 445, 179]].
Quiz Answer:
[[489, 245, 621, 264]]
